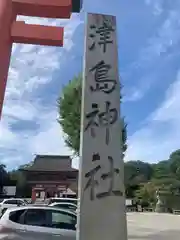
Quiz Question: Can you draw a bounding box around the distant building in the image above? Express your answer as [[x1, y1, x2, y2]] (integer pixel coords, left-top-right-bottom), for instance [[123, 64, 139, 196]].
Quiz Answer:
[[2, 186, 16, 197], [20, 155, 78, 201], [126, 199, 133, 206]]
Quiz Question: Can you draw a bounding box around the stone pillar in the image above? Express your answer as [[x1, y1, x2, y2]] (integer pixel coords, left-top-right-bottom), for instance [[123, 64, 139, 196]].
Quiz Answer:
[[0, 0, 16, 118], [77, 13, 127, 240], [155, 191, 168, 213]]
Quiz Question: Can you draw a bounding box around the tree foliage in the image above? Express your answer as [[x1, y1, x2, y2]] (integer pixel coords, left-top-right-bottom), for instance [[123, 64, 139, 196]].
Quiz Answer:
[[57, 75, 127, 156], [57, 76, 81, 154], [125, 149, 180, 203], [0, 164, 8, 194], [135, 182, 156, 205], [0, 163, 33, 197], [57, 75, 180, 205]]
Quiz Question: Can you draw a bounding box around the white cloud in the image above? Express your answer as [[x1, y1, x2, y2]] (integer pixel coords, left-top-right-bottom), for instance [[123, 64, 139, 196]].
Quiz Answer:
[[29, 110, 79, 168], [123, 4, 180, 103], [0, 14, 82, 169], [3, 101, 38, 121], [29, 112, 70, 156], [0, 119, 17, 148], [126, 70, 180, 162], [140, 10, 180, 61], [123, 75, 154, 102], [152, 72, 180, 122], [123, 89, 143, 102], [145, 0, 163, 15]]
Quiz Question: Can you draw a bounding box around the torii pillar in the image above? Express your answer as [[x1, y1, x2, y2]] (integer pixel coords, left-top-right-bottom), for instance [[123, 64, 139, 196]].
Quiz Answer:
[[0, 0, 82, 119]]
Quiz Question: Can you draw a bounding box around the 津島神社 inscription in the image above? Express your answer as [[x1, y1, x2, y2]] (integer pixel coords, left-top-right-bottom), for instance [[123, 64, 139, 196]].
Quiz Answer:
[[84, 101, 118, 145], [77, 13, 127, 240]]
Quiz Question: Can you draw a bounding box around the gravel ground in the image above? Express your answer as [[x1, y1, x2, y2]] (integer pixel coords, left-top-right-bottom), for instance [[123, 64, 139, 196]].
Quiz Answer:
[[127, 212, 180, 240]]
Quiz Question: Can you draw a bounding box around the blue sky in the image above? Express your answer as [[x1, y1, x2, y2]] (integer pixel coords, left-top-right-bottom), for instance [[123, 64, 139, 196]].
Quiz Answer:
[[0, 0, 180, 169]]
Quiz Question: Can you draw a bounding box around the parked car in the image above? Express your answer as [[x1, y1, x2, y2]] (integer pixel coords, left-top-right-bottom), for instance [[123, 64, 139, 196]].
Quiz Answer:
[[47, 198, 78, 205], [49, 202, 77, 213], [0, 206, 77, 239], [0, 199, 27, 216]]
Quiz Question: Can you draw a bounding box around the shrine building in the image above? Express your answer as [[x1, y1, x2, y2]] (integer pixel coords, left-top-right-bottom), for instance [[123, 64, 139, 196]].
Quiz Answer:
[[20, 155, 78, 201]]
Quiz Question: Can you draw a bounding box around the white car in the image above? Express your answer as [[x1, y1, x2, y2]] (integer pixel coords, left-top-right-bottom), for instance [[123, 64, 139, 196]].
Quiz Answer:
[[0, 199, 27, 216], [49, 203, 77, 213], [47, 198, 78, 205], [0, 206, 76, 240]]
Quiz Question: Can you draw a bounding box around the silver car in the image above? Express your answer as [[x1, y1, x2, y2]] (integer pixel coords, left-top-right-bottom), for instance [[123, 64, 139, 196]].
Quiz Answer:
[[0, 206, 76, 240], [0, 199, 27, 216], [47, 198, 78, 205], [49, 203, 77, 213]]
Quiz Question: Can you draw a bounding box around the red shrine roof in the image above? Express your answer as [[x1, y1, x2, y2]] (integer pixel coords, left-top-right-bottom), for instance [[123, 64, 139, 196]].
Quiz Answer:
[[22, 155, 78, 172]]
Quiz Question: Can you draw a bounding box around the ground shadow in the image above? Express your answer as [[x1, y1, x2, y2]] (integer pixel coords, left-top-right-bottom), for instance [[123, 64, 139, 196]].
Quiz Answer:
[[129, 229, 180, 240]]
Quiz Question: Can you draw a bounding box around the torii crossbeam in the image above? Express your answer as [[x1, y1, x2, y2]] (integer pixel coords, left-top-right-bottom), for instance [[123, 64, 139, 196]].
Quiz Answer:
[[0, 0, 82, 118]]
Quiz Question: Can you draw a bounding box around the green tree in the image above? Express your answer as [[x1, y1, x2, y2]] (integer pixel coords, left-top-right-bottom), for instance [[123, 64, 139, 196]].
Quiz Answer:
[[135, 182, 156, 206], [8, 163, 33, 197], [0, 164, 9, 194], [124, 161, 153, 198], [57, 75, 127, 156], [169, 149, 180, 176], [152, 160, 171, 179]]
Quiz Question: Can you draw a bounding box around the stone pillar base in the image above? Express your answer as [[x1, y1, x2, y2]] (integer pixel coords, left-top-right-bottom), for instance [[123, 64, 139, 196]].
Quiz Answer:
[[155, 202, 167, 213]]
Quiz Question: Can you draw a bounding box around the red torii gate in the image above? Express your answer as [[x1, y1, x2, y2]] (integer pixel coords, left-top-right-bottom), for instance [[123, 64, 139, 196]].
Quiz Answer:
[[0, 0, 82, 119]]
